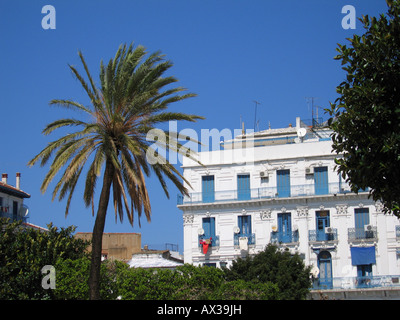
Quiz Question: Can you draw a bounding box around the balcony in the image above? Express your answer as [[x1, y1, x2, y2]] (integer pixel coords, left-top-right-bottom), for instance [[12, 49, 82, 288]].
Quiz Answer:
[[177, 182, 360, 206], [270, 231, 299, 244], [198, 235, 220, 247], [348, 227, 377, 242], [309, 229, 338, 243], [0, 210, 28, 223], [312, 275, 400, 291], [234, 233, 256, 246]]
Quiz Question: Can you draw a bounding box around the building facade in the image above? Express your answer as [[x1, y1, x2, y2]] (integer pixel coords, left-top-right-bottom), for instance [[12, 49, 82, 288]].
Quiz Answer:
[[177, 117, 400, 291], [75, 232, 142, 261], [0, 173, 30, 223]]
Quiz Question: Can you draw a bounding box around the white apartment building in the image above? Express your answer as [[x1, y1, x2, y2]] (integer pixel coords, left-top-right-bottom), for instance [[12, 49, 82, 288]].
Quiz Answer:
[[0, 173, 30, 223], [177, 117, 400, 291]]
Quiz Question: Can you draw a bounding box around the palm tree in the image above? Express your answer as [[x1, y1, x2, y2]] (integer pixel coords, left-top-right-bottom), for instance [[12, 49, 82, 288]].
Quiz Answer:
[[28, 43, 203, 299]]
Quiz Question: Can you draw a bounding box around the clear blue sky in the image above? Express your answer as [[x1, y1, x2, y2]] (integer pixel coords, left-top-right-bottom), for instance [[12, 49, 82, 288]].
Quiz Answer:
[[0, 1, 389, 252]]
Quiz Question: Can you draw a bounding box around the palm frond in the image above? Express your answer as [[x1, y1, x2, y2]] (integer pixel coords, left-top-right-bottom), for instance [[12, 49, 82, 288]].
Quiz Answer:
[[42, 118, 90, 135], [49, 99, 93, 114]]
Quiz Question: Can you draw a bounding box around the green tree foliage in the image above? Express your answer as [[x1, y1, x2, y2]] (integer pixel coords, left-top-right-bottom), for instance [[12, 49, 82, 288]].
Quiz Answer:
[[172, 264, 225, 300], [213, 280, 279, 300], [117, 264, 225, 300], [54, 257, 119, 300], [52, 261, 280, 300], [0, 219, 296, 300], [0, 218, 89, 299], [328, 0, 400, 216], [223, 244, 312, 300]]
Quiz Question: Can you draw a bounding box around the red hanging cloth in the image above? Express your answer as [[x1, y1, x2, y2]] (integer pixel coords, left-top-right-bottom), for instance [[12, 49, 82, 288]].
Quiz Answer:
[[199, 238, 212, 254]]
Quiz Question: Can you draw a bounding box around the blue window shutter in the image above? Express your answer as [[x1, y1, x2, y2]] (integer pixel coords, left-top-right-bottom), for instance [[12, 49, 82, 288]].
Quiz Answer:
[[355, 208, 370, 228], [278, 213, 292, 242], [245, 216, 251, 234], [238, 215, 251, 235], [202, 175, 215, 203], [203, 217, 216, 239], [238, 216, 243, 234], [237, 174, 250, 200], [354, 208, 370, 238], [210, 217, 215, 239], [277, 170, 290, 198], [314, 166, 329, 195]]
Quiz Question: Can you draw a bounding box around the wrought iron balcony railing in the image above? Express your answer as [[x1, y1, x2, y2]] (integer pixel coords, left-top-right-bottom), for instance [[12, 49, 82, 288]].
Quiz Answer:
[[0, 211, 28, 223], [308, 229, 338, 242], [177, 182, 363, 205], [312, 275, 400, 291], [347, 227, 377, 242], [270, 231, 299, 244], [198, 235, 220, 247], [233, 233, 256, 246]]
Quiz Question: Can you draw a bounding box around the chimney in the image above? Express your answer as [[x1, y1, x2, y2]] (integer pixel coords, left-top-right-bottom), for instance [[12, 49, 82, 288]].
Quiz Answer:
[[16, 172, 21, 189], [296, 117, 301, 130], [1, 173, 8, 184]]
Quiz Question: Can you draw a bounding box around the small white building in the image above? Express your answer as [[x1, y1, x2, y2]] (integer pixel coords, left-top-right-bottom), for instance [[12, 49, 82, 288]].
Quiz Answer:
[[127, 250, 184, 269], [177, 117, 400, 291], [0, 173, 30, 223]]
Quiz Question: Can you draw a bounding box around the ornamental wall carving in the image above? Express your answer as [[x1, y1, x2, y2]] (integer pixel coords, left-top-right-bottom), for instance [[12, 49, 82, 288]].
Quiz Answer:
[[336, 204, 348, 215], [183, 214, 194, 225], [296, 206, 309, 217]]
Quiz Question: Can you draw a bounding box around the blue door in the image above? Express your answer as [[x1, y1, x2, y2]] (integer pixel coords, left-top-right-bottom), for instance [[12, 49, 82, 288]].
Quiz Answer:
[[202, 175, 215, 203], [277, 170, 290, 198], [278, 213, 292, 243], [314, 167, 329, 195], [355, 208, 369, 239], [318, 251, 333, 289], [316, 210, 330, 241], [202, 217, 216, 241], [357, 265, 373, 288], [238, 215, 251, 236], [237, 174, 250, 200]]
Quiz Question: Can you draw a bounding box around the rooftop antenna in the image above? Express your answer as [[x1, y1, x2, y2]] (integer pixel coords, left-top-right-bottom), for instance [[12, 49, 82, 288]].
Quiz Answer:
[[305, 97, 318, 127], [253, 100, 261, 131]]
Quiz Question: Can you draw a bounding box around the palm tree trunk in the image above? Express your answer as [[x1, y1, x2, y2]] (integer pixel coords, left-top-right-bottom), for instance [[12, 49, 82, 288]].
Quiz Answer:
[[88, 160, 114, 300]]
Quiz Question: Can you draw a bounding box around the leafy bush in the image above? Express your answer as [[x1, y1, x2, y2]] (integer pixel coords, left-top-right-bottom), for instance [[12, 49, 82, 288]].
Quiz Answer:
[[0, 218, 89, 300], [54, 257, 120, 300], [0, 218, 307, 300], [223, 244, 311, 300], [116, 264, 224, 300], [172, 264, 225, 300], [213, 279, 279, 300]]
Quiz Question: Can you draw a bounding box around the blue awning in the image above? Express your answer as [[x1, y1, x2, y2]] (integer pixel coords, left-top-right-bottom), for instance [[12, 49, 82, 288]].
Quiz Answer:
[[351, 246, 376, 265]]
